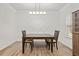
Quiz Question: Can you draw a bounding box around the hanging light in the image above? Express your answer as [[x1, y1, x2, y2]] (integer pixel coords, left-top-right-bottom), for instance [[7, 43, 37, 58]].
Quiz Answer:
[[29, 3, 46, 15], [29, 11, 46, 15]]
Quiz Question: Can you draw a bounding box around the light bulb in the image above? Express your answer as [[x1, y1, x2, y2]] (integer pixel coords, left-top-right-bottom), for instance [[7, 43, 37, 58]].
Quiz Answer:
[[29, 11, 32, 14], [43, 11, 46, 14], [36, 11, 39, 14], [39, 11, 43, 14], [33, 11, 36, 14]]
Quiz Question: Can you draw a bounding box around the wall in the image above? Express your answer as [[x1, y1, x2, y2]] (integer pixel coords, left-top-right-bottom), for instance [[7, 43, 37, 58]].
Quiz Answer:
[[0, 4, 16, 50], [15, 11, 60, 41], [1, 3, 79, 50], [59, 3, 79, 49]]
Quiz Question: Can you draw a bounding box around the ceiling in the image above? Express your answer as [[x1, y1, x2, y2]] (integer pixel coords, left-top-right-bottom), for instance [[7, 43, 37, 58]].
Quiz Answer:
[[10, 3, 67, 11]]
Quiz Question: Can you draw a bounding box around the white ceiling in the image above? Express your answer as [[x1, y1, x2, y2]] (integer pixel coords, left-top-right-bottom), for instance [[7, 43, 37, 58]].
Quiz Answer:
[[10, 3, 67, 11]]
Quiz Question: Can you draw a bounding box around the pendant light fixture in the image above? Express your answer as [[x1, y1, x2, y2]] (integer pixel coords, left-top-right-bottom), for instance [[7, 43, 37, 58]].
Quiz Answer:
[[29, 3, 46, 15]]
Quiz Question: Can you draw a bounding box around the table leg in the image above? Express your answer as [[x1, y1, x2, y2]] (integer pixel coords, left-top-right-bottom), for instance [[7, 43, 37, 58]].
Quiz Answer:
[[45, 39, 48, 48], [51, 39, 53, 53], [22, 38, 25, 53], [31, 39, 33, 52]]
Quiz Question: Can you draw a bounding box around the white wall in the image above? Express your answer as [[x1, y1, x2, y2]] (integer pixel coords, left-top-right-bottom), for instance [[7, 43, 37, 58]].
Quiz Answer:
[[0, 4, 16, 50], [59, 3, 79, 49], [15, 11, 60, 41]]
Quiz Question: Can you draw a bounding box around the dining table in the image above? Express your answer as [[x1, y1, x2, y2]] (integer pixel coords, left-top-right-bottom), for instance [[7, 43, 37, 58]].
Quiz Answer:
[[22, 34, 54, 53]]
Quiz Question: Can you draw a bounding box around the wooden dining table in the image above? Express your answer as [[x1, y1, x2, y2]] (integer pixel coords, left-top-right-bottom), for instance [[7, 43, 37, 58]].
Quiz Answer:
[[22, 34, 54, 53]]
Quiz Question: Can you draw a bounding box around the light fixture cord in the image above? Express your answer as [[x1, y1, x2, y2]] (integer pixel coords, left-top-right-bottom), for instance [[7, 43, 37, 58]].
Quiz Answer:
[[39, 3, 40, 11], [35, 2, 36, 11]]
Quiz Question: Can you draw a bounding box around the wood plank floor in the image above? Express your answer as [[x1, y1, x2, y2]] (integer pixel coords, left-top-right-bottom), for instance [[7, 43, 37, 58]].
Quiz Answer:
[[0, 41, 72, 56]]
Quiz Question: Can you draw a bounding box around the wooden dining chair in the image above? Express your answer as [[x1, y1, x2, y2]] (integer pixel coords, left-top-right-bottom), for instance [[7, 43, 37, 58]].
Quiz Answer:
[[22, 30, 33, 53], [46, 30, 60, 50]]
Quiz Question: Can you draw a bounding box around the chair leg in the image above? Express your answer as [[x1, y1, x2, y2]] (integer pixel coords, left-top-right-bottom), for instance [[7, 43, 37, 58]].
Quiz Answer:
[[45, 40, 48, 48], [48, 43, 50, 50], [25, 43, 27, 46], [56, 42, 58, 50], [31, 41, 33, 52], [31, 43, 32, 52], [53, 43, 55, 47], [30, 43, 32, 52], [51, 42, 53, 53]]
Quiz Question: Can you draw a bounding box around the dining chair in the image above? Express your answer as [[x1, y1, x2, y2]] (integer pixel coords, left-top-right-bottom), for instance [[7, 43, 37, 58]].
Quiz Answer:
[[46, 30, 60, 50], [22, 30, 33, 53]]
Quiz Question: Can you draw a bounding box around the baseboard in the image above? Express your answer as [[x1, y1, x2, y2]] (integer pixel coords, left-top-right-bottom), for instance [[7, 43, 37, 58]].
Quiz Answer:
[[59, 41, 72, 50], [0, 41, 16, 51]]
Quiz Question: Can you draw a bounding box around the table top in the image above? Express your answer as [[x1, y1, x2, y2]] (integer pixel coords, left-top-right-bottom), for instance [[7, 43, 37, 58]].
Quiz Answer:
[[26, 34, 53, 38], [26, 34, 52, 37]]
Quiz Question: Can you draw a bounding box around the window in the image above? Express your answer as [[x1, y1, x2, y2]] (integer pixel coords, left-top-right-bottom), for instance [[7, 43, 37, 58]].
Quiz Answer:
[[66, 14, 72, 38], [67, 25, 72, 38]]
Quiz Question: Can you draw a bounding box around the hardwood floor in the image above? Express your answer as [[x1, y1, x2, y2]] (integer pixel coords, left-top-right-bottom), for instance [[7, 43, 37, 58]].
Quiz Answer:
[[0, 41, 72, 56]]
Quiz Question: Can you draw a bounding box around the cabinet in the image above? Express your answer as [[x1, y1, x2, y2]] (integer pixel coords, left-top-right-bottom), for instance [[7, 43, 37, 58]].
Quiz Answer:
[[72, 10, 79, 56]]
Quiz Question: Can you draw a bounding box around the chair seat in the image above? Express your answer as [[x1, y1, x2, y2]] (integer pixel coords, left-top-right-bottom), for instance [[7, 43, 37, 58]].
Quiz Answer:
[[47, 39, 56, 43], [25, 39, 32, 43]]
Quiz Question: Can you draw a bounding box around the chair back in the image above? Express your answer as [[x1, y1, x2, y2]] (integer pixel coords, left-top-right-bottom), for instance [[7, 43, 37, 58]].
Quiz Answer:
[[22, 30, 26, 38], [54, 30, 60, 41]]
